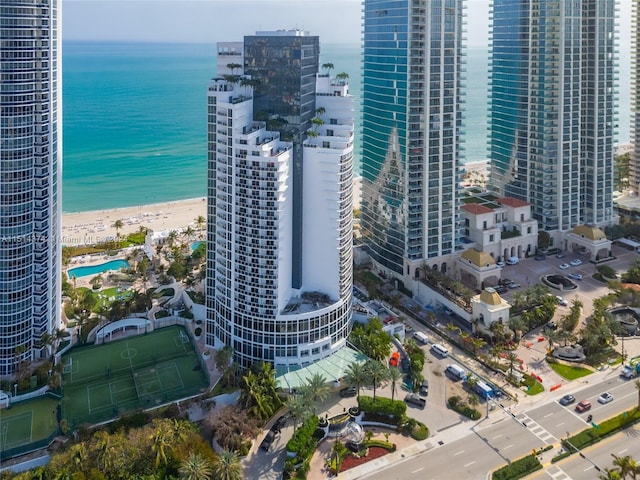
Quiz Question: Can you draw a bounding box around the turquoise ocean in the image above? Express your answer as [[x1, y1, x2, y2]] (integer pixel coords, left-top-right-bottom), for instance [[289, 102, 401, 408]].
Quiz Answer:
[[62, 41, 630, 213]]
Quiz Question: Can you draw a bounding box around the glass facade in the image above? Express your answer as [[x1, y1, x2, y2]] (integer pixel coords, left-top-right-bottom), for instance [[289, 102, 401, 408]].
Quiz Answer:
[[360, 0, 465, 279], [244, 34, 319, 289], [0, 0, 61, 375], [489, 0, 615, 231]]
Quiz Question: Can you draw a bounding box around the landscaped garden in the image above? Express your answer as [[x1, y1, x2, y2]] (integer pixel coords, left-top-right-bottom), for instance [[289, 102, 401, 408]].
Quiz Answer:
[[548, 362, 593, 380]]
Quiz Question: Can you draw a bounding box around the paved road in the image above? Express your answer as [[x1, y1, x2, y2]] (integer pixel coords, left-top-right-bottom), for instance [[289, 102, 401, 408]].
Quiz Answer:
[[358, 372, 640, 480], [528, 427, 640, 480]]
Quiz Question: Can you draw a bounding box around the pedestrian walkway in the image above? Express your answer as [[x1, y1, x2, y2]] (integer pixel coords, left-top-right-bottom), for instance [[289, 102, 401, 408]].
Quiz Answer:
[[516, 412, 558, 445]]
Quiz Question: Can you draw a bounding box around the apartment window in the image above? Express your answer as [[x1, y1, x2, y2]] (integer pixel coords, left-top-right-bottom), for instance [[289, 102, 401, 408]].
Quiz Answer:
[[489, 234, 494, 242]]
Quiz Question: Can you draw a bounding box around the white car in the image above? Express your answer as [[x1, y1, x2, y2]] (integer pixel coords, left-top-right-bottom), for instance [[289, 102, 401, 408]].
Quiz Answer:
[[598, 392, 614, 404], [559, 263, 570, 270], [556, 296, 568, 306], [496, 261, 505, 268], [570, 259, 582, 266], [567, 273, 583, 280]]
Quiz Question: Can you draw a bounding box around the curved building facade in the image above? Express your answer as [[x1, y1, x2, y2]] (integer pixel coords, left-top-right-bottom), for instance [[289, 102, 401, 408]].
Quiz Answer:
[[206, 32, 353, 369], [0, 0, 61, 376], [360, 0, 466, 284]]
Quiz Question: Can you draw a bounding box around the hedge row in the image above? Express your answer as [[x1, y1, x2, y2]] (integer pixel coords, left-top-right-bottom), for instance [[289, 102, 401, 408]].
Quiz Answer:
[[492, 454, 542, 480], [285, 416, 323, 479], [359, 396, 407, 418], [447, 395, 481, 420], [564, 408, 640, 450]]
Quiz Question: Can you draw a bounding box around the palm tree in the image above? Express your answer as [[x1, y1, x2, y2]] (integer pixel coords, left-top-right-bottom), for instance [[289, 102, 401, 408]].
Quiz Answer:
[[598, 468, 623, 480], [212, 450, 242, 480], [470, 337, 486, 355], [113, 219, 124, 241], [506, 352, 519, 380], [150, 423, 172, 469], [195, 215, 206, 237], [344, 362, 368, 401], [321, 62, 334, 75], [226, 63, 242, 75], [300, 372, 330, 408], [179, 453, 213, 480], [286, 394, 311, 430], [610, 454, 639, 480], [365, 360, 389, 400], [388, 366, 402, 401]]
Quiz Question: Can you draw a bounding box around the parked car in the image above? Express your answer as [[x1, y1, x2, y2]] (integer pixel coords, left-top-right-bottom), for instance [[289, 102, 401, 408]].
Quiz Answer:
[[556, 252, 566, 258], [598, 392, 614, 404], [404, 393, 426, 408], [260, 430, 277, 451], [494, 285, 507, 294], [556, 296, 568, 306], [575, 400, 592, 413], [419, 379, 429, 396], [272, 415, 287, 431], [559, 263, 570, 269], [570, 259, 582, 266], [534, 254, 546, 261], [567, 273, 583, 280], [507, 282, 521, 289], [545, 321, 558, 331], [496, 261, 505, 268], [506, 257, 520, 265], [559, 394, 576, 406], [340, 386, 357, 398], [499, 278, 512, 286]]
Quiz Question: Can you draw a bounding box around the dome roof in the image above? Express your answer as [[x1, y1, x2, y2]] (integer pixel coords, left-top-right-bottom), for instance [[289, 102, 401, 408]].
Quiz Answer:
[[572, 225, 607, 241], [480, 287, 502, 306], [461, 249, 495, 267]]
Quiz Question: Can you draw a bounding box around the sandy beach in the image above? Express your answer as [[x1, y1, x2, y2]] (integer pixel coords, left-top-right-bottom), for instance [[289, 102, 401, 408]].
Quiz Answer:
[[61, 178, 362, 247], [62, 197, 207, 246]]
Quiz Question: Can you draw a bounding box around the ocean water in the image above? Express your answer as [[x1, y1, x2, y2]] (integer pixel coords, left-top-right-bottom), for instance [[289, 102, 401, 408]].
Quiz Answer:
[[62, 41, 630, 213]]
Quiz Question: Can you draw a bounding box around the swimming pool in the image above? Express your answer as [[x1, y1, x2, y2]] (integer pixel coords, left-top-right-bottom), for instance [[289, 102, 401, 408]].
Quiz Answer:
[[67, 259, 129, 278], [191, 241, 203, 251]]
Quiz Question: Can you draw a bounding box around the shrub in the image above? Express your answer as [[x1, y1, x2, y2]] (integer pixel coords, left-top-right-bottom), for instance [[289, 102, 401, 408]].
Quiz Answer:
[[194, 327, 202, 336], [596, 264, 617, 279], [564, 409, 640, 450], [363, 439, 396, 451], [358, 396, 407, 418], [286, 416, 320, 455], [362, 411, 404, 426], [447, 396, 481, 420], [492, 454, 542, 480]]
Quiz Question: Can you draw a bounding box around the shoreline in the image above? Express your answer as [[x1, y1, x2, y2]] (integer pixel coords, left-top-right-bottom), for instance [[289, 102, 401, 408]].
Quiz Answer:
[[62, 178, 362, 247]]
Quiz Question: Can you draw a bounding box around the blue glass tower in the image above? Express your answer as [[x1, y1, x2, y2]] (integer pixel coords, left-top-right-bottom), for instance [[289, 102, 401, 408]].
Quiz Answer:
[[361, 0, 466, 283], [489, 0, 616, 232]]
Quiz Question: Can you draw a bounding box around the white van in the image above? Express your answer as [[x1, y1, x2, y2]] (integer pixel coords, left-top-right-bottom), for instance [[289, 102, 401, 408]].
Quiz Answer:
[[506, 256, 520, 265], [445, 364, 466, 381], [431, 343, 449, 357], [413, 331, 429, 345]]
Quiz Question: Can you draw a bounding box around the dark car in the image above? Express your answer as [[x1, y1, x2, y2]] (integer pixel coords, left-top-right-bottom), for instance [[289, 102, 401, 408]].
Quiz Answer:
[[575, 400, 592, 413], [419, 379, 429, 396], [499, 278, 512, 286], [534, 254, 546, 261], [272, 415, 287, 431], [339, 386, 357, 398], [260, 430, 276, 451], [559, 394, 576, 406], [404, 393, 426, 409]]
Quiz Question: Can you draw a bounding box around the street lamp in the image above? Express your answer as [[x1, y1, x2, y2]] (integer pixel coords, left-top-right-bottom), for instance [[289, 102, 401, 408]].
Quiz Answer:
[[13, 383, 17, 398]]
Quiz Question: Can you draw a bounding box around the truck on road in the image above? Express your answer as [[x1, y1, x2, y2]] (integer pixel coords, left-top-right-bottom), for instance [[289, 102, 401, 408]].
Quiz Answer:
[[621, 363, 640, 379]]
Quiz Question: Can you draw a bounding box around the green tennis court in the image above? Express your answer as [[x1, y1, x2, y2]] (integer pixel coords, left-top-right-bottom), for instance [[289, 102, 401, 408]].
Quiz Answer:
[[0, 395, 59, 455], [61, 325, 208, 428]]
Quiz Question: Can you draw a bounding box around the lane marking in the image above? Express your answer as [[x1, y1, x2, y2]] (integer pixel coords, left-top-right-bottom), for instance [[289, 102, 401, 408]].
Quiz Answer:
[[544, 413, 554, 418], [411, 468, 424, 474], [493, 434, 503, 439], [584, 466, 594, 472], [557, 422, 565, 427], [503, 444, 513, 450], [453, 450, 465, 456], [464, 461, 476, 467], [619, 448, 628, 455]]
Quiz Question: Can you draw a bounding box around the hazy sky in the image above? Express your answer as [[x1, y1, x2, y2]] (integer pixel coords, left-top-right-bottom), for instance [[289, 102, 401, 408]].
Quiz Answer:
[[63, 0, 631, 47]]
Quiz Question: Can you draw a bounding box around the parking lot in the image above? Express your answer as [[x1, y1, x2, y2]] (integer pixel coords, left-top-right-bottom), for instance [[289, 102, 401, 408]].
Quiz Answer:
[[496, 244, 639, 319]]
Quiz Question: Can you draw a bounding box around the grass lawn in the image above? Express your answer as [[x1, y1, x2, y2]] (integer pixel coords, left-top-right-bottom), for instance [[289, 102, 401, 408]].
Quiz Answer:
[[549, 363, 593, 380]]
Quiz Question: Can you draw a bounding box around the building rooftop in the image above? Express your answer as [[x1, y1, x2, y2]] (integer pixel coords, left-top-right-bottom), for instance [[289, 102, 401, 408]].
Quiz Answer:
[[499, 197, 530, 208], [461, 203, 493, 215], [282, 291, 333, 315], [571, 225, 607, 241], [460, 248, 495, 267], [275, 346, 367, 390]]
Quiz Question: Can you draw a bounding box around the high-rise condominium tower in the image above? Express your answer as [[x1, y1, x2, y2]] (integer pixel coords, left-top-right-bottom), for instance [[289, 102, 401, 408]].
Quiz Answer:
[[206, 31, 354, 369], [489, 0, 616, 232], [631, 1, 640, 194], [360, 0, 466, 286], [0, 0, 62, 376]]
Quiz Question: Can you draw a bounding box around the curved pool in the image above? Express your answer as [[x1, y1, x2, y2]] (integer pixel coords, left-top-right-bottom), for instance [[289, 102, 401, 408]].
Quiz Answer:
[[67, 259, 129, 279]]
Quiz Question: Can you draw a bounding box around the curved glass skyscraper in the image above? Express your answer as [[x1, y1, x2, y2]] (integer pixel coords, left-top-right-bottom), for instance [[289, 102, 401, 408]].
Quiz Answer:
[[360, 0, 466, 284], [489, 0, 616, 232], [0, 0, 61, 376]]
